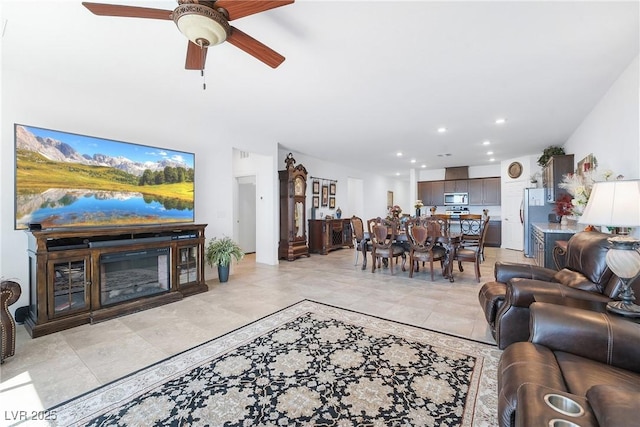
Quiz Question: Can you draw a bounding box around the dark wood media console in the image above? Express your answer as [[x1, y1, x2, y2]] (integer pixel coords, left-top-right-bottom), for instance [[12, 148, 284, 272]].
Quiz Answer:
[[25, 223, 208, 338]]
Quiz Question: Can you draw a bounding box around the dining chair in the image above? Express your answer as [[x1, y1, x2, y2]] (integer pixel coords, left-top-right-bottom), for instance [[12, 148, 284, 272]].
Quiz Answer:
[[454, 216, 490, 282], [350, 215, 371, 266], [458, 214, 485, 258], [367, 217, 406, 275], [406, 218, 447, 280]]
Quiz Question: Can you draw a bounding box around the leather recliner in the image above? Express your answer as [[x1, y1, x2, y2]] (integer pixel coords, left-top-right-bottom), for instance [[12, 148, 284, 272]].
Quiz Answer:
[[478, 231, 640, 349], [1, 280, 22, 363], [498, 302, 640, 427]]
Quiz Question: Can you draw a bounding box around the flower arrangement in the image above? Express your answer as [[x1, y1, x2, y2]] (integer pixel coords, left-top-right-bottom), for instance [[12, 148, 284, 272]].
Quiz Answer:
[[388, 205, 402, 219], [554, 194, 573, 217], [558, 167, 623, 217], [414, 200, 424, 210]]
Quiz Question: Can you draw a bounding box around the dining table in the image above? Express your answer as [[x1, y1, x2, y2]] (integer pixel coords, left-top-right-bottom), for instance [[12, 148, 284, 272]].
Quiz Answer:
[[360, 230, 462, 282]]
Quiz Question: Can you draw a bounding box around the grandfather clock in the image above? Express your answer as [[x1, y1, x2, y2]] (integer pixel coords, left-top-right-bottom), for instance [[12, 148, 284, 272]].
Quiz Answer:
[[278, 153, 310, 261]]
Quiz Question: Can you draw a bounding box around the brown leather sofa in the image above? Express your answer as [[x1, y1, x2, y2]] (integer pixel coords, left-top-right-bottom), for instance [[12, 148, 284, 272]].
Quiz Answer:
[[498, 302, 640, 427], [478, 231, 640, 349]]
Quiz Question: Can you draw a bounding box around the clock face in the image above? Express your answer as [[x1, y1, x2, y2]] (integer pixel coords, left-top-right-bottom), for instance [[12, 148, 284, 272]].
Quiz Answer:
[[294, 177, 304, 196]]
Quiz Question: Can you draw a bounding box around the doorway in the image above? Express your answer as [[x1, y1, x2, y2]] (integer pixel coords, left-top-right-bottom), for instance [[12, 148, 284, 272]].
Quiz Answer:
[[237, 176, 256, 254]]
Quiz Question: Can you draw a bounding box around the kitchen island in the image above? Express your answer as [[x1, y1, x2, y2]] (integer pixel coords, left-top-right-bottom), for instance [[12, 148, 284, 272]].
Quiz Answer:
[[532, 222, 581, 269]]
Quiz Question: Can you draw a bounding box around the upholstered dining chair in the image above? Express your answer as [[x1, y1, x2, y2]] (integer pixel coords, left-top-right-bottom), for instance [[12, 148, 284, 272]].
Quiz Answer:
[[367, 217, 406, 275], [458, 214, 488, 261], [406, 218, 447, 280], [454, 217, 490, 282], [350, 215, 371, 266]]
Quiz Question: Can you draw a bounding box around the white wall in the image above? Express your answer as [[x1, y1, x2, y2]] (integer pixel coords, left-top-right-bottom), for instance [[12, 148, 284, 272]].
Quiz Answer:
[[277, 148, 408, 223], [564, 55, 640, 179]]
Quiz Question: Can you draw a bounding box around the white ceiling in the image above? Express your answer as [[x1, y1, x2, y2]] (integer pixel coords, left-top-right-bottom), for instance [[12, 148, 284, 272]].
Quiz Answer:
[[2, 1, 639, 177]]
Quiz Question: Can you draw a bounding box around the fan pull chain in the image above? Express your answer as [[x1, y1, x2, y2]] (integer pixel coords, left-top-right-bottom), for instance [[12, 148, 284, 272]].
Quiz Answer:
[[202, 69, 206, 90]]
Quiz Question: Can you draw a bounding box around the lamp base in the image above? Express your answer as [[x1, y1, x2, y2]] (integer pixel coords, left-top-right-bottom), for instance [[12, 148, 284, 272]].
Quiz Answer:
[[606, 300, 640, 317]]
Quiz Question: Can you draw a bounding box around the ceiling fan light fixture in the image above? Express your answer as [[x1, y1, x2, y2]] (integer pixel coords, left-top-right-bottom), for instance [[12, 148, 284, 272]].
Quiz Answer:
[[173, 4, 230, 47]]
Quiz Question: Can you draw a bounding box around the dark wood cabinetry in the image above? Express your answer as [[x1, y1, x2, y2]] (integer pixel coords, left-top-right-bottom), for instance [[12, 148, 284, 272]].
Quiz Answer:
[[444, 180, 468, 193], [25, 223, 207, 338], [278, 153, 310, 261], [542, 154, 574, 203], [417, 181, 445, 206], [419, 177, 500, 206], [532, 225, 576, 269], [308, 219, 354, 254], [484, 220, 502, 247]]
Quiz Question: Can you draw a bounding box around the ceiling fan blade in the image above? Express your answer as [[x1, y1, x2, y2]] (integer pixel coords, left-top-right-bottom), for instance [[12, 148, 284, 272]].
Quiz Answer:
[[214, 0, 294, 21], [82, 2, 172, 20], [227, 26, 285, 68], [185, 41, 208, 70]]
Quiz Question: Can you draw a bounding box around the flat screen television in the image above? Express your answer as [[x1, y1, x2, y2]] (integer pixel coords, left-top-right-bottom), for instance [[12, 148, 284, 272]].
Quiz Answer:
[[14, 124, 195, 230]]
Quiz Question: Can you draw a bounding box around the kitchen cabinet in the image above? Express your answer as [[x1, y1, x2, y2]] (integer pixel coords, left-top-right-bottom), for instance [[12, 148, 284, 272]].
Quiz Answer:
[[466, 178, 501, 206], [484, 220, 502, 247], [418, 180, 445, 206], [531, 223, 576, 269], [542, 154, 574, 203], [444, 180, 468, 193]]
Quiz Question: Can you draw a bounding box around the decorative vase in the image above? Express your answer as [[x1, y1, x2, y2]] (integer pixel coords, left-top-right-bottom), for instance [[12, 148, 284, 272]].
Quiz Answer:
[[336, 208, 342, 219], [416, 208, 421, 217], [218, 265, 230, 283]]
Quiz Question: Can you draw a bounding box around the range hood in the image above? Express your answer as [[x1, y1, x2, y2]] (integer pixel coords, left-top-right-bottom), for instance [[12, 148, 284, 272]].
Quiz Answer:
[[444, 166, 469, 180]]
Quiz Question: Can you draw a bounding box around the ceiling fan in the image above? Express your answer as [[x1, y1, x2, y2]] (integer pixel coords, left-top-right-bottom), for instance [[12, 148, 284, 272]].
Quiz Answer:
[[82, 1, 294, 71]]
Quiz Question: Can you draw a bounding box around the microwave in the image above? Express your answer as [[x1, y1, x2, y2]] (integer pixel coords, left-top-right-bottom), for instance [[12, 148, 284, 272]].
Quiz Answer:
[[444, 192, 468, 206]]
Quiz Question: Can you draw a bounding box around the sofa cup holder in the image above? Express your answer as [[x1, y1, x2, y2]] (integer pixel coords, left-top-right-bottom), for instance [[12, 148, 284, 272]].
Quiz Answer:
[[548, 419, 581, 427], [544, 394, 584, 417]]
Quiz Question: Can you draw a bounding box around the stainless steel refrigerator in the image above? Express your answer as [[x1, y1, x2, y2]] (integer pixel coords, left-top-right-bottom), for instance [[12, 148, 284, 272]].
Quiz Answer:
[[521, 188, 554, 257]]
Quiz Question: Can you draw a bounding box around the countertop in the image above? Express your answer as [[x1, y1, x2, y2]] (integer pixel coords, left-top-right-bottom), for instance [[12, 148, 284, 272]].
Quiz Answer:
[[532, 222, 581, 233]]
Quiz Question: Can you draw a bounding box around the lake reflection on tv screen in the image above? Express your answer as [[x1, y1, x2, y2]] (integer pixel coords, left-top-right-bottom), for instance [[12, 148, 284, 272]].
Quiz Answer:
[[16, 189, 193, 229]]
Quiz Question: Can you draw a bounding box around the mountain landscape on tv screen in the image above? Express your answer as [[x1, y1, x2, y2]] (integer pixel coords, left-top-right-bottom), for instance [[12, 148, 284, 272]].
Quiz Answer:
[[15, 125, 195, 230]]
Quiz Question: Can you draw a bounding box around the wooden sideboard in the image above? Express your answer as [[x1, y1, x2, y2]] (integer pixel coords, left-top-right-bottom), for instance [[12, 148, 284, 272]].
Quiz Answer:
[[308, 219, 354, 254], [25, 223, 207, 338]]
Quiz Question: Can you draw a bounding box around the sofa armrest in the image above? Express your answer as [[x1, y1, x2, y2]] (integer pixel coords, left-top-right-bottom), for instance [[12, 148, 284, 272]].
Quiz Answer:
[[529, 302, 640, 373], [494, 262, 557, 284], [586, 385, 640, 427], [507, 278, 611, 308]]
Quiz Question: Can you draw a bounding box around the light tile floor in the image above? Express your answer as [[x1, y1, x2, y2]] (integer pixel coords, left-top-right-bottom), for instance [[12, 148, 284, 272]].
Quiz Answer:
[[0, 246, 532, 423]]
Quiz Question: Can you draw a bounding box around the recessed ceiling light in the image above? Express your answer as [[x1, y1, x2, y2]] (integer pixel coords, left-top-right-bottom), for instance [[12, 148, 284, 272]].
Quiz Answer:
[[490, 158, 496, 162], [396, 152, 403, 157], [437, 127, 447, 133], [487, 151, 493, 155], [495, 118, 506, 125], [483, 140, 491, 145], [421, 164, 426, 168], [410, 159, 416, 164], [396, 172, 401, 176]]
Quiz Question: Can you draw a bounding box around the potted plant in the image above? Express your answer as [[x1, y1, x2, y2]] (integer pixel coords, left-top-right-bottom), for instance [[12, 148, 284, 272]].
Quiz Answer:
[[537, 146, 565, 167], [205, 236, 244, 283]]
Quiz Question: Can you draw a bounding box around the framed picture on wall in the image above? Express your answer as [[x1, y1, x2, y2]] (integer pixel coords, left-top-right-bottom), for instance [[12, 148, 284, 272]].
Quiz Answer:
[[330, 182, 336, 195], [577, 153, 596, 177], [312, 180, 320, 194], [321, 185, 329, 206], [329, 197, 336, 208], [387, 191, 394, 209], [313, 196, 320, 208]]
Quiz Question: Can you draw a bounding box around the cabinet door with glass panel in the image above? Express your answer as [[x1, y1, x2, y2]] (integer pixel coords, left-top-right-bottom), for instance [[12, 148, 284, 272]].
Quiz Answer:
[[176, 244, 201, 288], [48, 256, 91, 318]]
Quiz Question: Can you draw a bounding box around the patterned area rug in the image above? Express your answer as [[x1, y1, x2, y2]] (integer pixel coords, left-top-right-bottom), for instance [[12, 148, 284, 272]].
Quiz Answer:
[[51, 300, 499, 426]]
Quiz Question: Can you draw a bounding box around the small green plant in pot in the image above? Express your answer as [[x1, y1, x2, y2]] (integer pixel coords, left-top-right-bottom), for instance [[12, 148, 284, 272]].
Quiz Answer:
[[205, 236, 244, 283]]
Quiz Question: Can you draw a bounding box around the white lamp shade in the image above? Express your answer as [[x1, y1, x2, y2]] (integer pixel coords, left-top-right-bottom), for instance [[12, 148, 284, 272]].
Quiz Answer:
[[579, 180, 640, 227]]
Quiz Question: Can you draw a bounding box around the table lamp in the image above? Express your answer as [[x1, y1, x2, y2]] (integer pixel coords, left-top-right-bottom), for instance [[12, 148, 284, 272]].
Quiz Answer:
[[579, 179, 640, 316]]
